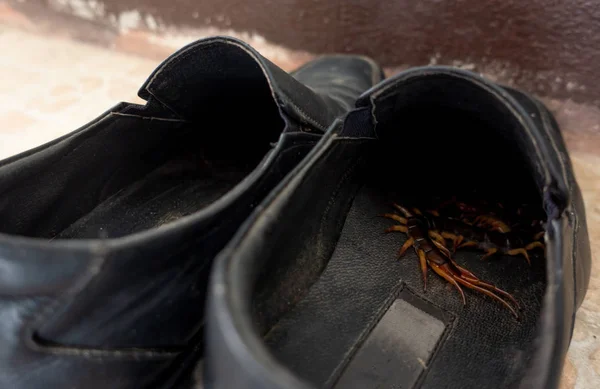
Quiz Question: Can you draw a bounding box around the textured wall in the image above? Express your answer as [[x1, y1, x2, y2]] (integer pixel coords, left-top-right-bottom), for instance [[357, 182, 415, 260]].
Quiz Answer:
[[8, 0, 600, 103], [96, 0, 600, 104]]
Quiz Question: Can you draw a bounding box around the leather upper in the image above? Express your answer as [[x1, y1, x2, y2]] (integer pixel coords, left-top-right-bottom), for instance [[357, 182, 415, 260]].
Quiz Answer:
[[0, 36, 383, 389], [205, 66, 591, 389], [137, 36, 382, 132], [356, 68, 590, 388]]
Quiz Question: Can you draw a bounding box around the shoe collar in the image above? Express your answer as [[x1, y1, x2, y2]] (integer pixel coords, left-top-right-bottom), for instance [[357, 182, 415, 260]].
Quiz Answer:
[[356, 65, 570, 216], [138, 36, 335, 132]]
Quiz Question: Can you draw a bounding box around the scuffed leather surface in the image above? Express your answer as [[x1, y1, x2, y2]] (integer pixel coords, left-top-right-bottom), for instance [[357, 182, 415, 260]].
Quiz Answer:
[[264, 185, 545, 389], [139, 37, 382, 133], [251, 140, 371, 336], [289, 55, 384, 120], [205, 129, 355, 389], [0, 38, 383, 388], [37, 132, 322, 348], [503, 87, 592, 310], [0, 240, 174, 389], [0, 113, 190, 238], [206, 69, 591, 389], [206, 130, 548, 389], [0, 130, 324, 389]]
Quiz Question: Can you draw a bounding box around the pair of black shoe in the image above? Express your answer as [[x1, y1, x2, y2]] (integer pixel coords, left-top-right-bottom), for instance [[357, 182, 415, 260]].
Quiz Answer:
[[0, 37, 590, 389]]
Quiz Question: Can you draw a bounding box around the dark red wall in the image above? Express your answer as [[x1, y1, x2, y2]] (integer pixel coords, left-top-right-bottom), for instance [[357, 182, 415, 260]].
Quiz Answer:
[[98, 0, 600, 104], [12, 0, 600, 104]]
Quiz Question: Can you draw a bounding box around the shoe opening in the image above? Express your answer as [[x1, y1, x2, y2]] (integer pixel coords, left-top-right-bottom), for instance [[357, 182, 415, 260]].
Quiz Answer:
[[237, 75, 553, 389], [369, 74, 543, 204], [0, 44, 284, 239]]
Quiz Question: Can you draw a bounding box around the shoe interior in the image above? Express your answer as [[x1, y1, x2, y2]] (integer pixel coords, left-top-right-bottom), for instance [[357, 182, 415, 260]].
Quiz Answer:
[[0, 60, 284, 240], [248, 80, 547, 389]]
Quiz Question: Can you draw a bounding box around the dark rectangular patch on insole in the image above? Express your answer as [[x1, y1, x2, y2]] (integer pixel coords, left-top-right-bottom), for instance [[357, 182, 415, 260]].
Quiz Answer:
[[333, 289, 453, 389]]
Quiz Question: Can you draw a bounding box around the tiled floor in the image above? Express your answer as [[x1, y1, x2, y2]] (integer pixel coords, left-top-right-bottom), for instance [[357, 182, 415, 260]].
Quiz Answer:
[[0, 23, 599, 389]]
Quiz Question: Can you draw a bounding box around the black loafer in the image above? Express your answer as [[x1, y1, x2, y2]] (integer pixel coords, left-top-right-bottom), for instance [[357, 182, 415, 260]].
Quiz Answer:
[[206, 66, 591, 389], [0, 37, 383, 389]]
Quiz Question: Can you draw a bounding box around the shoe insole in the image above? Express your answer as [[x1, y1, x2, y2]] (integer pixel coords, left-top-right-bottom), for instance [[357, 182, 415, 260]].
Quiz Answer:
[[56, 157, 249, 239], [263, 185, 545, 389]]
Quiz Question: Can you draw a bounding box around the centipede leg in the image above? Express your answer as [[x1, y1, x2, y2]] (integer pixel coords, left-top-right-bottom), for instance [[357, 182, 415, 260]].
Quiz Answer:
[[431, 239, 453, 258], [454, 277, 519, 319], [441, 232, 464, 252], [472, 215, 490, 230], [450, 260, 478, 280], [429, 262, 466, 305], [525, 241, 545, 251], [481, 248, 498, 260], [465, 278, 521, 309], [429, 230, 448, 249], [385, 225, 408, 233], [392, 203, 412, 217], [416, 249, 429, 291], [506, 248, 531, 265], [533, 231, 544, 241], [441, 231, 457, 241], [380, 213, 407, 224], [450, 260, 521, 311], [457, 240, 478, 249], [398, 237, 414, 258]]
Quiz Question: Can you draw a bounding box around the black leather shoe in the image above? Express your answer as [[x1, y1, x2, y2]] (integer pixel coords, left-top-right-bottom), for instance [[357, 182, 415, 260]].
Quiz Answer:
[[0, 37, 383, 389], [206, 66, 591, 389]]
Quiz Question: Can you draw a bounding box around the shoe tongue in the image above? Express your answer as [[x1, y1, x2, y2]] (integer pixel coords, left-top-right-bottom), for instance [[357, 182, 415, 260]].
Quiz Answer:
[[138, 37, 336, 132]]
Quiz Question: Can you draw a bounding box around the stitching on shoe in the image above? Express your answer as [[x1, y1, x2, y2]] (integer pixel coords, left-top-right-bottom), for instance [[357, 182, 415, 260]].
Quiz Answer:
[[144, 40, 239, 121], [532, 99, 569, 197], [237, 136, 369, 239], [23, 243, 179, 360], [144, 44, 213, 121], [0, 112, 117, 170], [317, 153, 366, 257], [46, 112, 186, 169], [111, 112, 189, 123], [27, 339, 180, 360], [532, 99, 570, 198], [369, 93, 379, 140], [533, 98, 579, 312], [24, 140, 318, 361], [279, 94, 328, 132], [257, 141, 371, 362], [145, 40, 329, 133]]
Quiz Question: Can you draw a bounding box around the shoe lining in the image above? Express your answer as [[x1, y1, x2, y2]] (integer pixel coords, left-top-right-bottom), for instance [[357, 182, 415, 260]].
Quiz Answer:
[[263, 184, 545, 389], [55, 153, 250, 239], [250, 99, 547, 389], [0, 93, 283, 240]]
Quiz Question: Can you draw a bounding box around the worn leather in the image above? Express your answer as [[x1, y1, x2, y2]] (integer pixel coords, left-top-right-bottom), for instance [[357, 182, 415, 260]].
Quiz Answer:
[[136, 37, 382, 132], [206, 67, 591, 389], [0, 36, 383, 389]]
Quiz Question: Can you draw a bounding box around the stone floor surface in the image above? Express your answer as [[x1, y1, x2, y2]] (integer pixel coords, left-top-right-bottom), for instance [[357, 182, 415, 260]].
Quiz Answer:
[[0, 23, 598, 389]]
